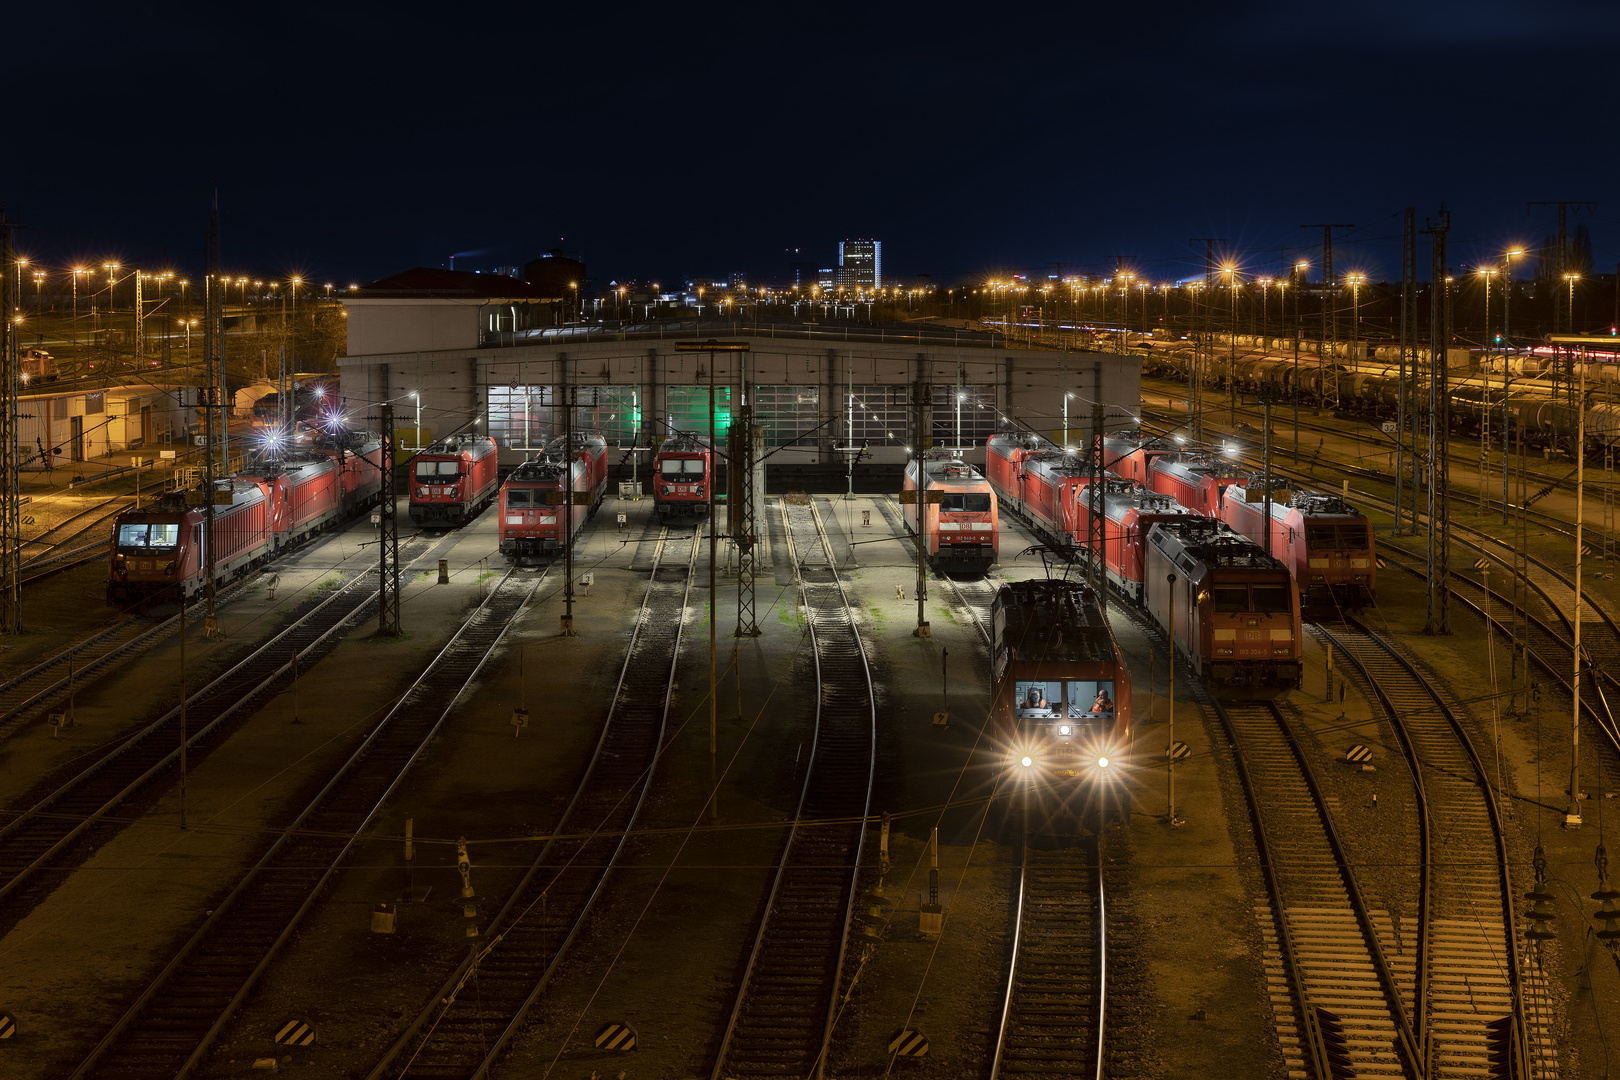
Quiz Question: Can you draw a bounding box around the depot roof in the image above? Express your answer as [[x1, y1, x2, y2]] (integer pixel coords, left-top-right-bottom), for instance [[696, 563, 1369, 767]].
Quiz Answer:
[[354, 268, 563, 302]]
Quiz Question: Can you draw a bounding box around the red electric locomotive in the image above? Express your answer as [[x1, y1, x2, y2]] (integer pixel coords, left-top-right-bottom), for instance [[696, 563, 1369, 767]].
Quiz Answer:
[[653, 433, 712, 519], [548, 432, 610, 512], [985, 432, 1095, 547], [1070, 479, 1201, 604], [409, 435, 500, 527], [1100, 431, 1179, 486], [1143, 518, 1302, 698], [992, 577, 1131, 831], [315, 429, 385, 517], [107, 480, 277, 607], [1146, 452, 1245, 517], [239, 454, 343, 548], [1219, 481, 1376, 608], [498, 453, 590, 564], [901, 452, 999, 576]]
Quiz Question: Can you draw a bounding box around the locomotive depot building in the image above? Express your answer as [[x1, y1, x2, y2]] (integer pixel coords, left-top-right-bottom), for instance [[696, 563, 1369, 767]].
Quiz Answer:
[[336, 269, 1142, 485]]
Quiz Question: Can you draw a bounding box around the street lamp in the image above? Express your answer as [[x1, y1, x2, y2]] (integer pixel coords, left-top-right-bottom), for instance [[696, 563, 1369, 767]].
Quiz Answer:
[[1565, 271, 1581, 331], [103, 263, 120, 315], [1347, 273, 1365, 346]]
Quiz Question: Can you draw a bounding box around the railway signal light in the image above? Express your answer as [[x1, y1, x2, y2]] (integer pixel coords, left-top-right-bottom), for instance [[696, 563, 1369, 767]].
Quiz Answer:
[[1525, 845, 1557, 942], [1593, 844, 1620, 945], [456, 838, 480, 938]]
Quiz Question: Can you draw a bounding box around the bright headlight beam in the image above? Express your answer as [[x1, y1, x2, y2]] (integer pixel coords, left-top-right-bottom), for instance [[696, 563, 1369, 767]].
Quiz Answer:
[[1020, 756, 1033, 768], [1097, 756, 1111, 769]]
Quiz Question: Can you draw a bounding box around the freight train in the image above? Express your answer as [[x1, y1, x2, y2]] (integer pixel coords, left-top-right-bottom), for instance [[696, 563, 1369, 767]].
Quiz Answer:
[[1144, 347, 1620, 455], [107, 430, 386, 608], [985, 431, 1303, 697], [991, 577, 1131, 831], [408, 435, 500, 527], [901, 451, 999, 575]]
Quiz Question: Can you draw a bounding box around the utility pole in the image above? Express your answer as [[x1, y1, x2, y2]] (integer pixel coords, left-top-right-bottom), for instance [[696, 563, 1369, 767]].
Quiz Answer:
[[0, 211, 19, 635], [1190, 240, 1228, 444], [1527, 201, 1597, 334], [561, 351, 575, 636], [378, 402, 401, 636], [1090, 362, 1105, 608], [733, 347, 760, 639], [203, 193, 225, 638], [913, 360, 930, 637], [1424, 208, 1451, 636], [1396, 208, 1415, 534], [1302, 224, 1354, 411]]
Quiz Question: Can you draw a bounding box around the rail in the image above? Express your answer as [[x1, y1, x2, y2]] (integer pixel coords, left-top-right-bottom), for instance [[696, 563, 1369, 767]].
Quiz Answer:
[[0, 532, 444, 923], [68, 565, 547, 1079], [989, 829, 1106, 1080], [365, 527, 699, 1079], [1208, 696, 1421, 1078], [709, 496, 877, 1080], [1319, 622, 1551, 1076]]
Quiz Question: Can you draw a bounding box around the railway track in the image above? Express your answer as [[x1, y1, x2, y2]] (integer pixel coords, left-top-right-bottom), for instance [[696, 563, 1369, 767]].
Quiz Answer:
[[709, 497, 876, 1080], [1210, 695, 1419, 1078], [21, 494, 130, 556], [1316, 622, 1555, 1076], [989, 832, 1104, 1080], [366, 527, 699, 1080], [68, 565, 549, 1080], [0, 580, 262, 745], [1376, 543, 1620, 756], [933, 570, 997, 645], [0, 535, 437, 936]]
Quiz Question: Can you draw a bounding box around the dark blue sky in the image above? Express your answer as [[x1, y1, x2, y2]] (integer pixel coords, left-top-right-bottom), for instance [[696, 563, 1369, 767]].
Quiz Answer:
[[9, 1, 1619, 286]]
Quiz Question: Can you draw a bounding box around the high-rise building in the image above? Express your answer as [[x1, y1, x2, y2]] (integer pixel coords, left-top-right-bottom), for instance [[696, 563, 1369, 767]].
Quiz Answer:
[[837, 239, 881, 289]]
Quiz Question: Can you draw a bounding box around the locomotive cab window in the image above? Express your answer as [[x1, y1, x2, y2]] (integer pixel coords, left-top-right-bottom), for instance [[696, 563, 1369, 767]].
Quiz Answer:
[[118, 523, 180, 551], [1253, 584, 1292, 613], [661, 458, 705, 477], [1066, 680, 1116, 720], [506, 489, 531, 506], [1212, 585, 1250, 612], [1307, 523, 1366, 548], [415, 460, 460, 479], [940, 493, 991, 513], [1015, 681, 1061, 719]]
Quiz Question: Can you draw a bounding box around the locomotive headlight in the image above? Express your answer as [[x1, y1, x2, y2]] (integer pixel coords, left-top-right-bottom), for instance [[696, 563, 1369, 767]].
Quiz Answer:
[[417, 487, 428, 497], [164, 561, 176, 576], [1019, 755, 1034, 768], [113, 555, 127, 575], [1096, 756, 1111, 769], [1058, 724, 1072, 736]]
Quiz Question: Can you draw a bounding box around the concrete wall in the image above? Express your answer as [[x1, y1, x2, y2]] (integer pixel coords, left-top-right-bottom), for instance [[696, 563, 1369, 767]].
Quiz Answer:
[[345, 299, 481, 357]]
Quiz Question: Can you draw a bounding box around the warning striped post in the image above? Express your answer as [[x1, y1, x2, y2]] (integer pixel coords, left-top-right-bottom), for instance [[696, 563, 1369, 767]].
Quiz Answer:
[[275, 1020, 315, 1047], [0, 1013, 15, 1039], [594, 1022, 637, 1051], [1345, 745, 1374, 764], [888, 1028, 929, 1057]]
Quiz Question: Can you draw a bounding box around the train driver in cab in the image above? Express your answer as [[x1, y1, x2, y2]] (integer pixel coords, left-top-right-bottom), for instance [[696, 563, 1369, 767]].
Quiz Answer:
[[1092, 688, 1114, 716], [1023, 685, 1047, 711]]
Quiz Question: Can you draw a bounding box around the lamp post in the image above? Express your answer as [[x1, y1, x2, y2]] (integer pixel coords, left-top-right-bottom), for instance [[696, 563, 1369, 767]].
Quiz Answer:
[[70, 268, 87, 350], [1503, 249, 1523, 522], [1566, 272, 1581, 333], [1293, 261, 1307, 461], [1347, 273, 1365, 350]]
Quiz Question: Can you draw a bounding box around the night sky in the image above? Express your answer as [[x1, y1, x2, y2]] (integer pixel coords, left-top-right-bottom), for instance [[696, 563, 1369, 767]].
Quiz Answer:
[[10, 1, 1619, 286]]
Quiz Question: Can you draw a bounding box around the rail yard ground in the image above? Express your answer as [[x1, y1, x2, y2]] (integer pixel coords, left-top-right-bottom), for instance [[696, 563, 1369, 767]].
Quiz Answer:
[[0, 451, 1614, 1076]]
